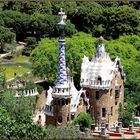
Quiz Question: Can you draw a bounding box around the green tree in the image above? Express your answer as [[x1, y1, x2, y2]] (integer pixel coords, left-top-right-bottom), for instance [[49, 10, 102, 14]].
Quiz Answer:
[[0, 72, 46, 139], [125, 65, 140, 104], [0, 106, 47, 139], [0, 10, 30, 41], [23, 37, 37, 55], [45, 124, 82, 139], [120, 97, 136, 127], [0, 88, 35, 120], [0, 66, 6, 88], [0, 26, 15, 52], [74, 112, 94, 131], [105, 36, 140, 72], [69, 2, 104, 36], [30, 13, 77, 40], [117, 35, 140, 51], [0, 107, 15, 139], [31, 33, 140, 90], [102, 5, 140, 39], [0, 9, 77, 42], [68, 3, 140, 39], [3, 1, 52, 14], [51, 1, 77, 15]]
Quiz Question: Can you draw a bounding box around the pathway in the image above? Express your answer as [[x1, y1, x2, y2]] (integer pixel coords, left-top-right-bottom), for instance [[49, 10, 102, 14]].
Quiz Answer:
[[0, 44, 25, 59]]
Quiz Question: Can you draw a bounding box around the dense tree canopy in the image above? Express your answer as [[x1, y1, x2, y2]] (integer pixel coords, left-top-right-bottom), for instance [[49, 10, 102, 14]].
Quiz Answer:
[[3, 1, 52, 14], [102, 5, 140, 39], [0, 1, 140, 42], [0, 26, 15, 52], [0, 10, 77, 42]]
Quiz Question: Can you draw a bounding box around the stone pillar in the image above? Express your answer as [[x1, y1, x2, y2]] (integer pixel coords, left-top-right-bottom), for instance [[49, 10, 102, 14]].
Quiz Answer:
[[27, 90, 29, 96], [129, 125, 133, 131], [105, 123, 110, 131], [81, 132, 85, 138], [85, 128, 90, 138], [101, 127, 106, 135], [118, 122, 122, 128], [75, 124, 80, 131], [116, 126, 121, 133], [129, 121, 133, 131]]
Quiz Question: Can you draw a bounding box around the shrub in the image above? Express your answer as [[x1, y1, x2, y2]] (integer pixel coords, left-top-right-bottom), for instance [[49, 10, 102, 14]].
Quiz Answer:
[[74, 112, 94, 131], [36, 85, 44, 93], [45, 124, 82, 139]]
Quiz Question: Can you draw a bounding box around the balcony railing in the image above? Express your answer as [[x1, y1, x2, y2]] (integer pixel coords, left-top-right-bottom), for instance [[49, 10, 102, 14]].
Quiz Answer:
[[80, 79, 111, 89]]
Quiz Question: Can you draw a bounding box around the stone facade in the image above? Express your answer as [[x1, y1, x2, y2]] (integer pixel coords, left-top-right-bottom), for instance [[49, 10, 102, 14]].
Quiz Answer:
[[45, 91, 87, 127], [85, 70, 124, 126], [53, 98, 71, 127]]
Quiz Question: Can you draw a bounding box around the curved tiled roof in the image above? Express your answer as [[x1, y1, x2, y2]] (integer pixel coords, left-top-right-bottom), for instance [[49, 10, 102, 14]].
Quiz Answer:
[[80, 40, 125, 89]]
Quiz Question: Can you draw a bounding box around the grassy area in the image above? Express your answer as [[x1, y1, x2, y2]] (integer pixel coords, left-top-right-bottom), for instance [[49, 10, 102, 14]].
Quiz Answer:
[[2, 55, 31, 80], [3, 65, 30, 80], [11, 56, 30, 63]]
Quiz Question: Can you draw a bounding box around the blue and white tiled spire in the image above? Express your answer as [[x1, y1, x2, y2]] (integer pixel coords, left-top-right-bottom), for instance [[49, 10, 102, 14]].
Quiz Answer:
[[55, 8, 69, 89]]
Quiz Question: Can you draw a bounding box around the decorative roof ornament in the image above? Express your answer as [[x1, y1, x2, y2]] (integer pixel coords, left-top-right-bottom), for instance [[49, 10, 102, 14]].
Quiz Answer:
[[58, 8, 66, 28], [95, 36, 106, 58], [99, 36, 105, 44]]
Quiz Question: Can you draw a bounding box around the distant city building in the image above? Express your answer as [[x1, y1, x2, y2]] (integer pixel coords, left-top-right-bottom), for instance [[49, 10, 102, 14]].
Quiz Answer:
[[44, 9, 125, 127]]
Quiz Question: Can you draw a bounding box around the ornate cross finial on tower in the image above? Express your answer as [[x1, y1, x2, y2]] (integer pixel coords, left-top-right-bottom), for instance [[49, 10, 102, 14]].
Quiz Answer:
[[58, 8, 66, 27]]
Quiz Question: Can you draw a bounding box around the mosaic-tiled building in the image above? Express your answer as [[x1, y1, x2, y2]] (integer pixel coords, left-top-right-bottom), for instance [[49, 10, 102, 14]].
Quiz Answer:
[[80, 36, 125, 126], [44, 9, 125, 128]]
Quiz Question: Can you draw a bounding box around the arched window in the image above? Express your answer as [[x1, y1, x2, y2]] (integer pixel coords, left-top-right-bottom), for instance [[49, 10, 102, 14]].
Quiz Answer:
[[115, 89, 120, 98], [66, 99, 68, 105], [95, 91, 100, 100], [71, 114, 75, 120], [58, 100, 61, 106], [86, 91, 89, 98], [97, 76, 102, 85], [102, 108, 106, 117], [110, 89, 113, 96], [62, 99, 65, 105], [57, 116, 62, 124], [58, 89, 60, 93], [111, 106, 113, 116]]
